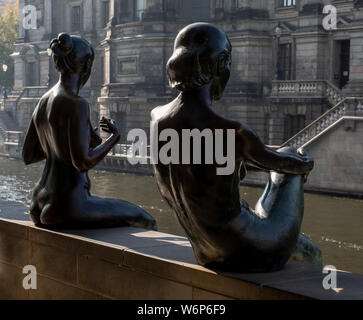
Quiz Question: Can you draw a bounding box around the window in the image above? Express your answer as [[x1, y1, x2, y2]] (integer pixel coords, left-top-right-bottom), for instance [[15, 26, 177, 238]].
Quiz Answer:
[[135, 0, 145, 21], [281, 0, 296, 7], [101, 56, 105, 84], [279, 44, 292, 80], [103, 1, 110, 27], [284, 115, 305, 140], [26, 62, 36, 86], [71, 6, 81, 31]]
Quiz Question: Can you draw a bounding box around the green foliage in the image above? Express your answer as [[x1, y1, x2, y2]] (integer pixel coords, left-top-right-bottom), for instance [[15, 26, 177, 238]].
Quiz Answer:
[[0, 2, 18, 90]]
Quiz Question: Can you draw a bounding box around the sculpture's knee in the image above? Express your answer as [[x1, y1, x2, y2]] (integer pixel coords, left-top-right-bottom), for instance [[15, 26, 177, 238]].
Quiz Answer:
[[138, 211, 158, 231], [40, 203, 61, 226], [278, 146, 309, 158], [277, 146, 298, 154], [29, 201, 41, 225]]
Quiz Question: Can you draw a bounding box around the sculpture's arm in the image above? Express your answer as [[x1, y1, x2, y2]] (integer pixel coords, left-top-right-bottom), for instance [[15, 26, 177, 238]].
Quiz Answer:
[[89, 123, 102, 148], [68, 100, 120, 172], [237, 123, 313, 175], [22, 118, 46, 165]]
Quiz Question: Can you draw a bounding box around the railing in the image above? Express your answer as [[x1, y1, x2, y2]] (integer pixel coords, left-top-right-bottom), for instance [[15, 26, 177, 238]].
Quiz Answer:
[[22, 86, 49, 98], [282, 97, 363, 149], [4, 131, 24, 144], [0, 127, 5, 140], [271, 80, 345, 106], [108, 143, 151, 157], [2, 86, 49, 114], [271, 80, 326, 97], [325, 80, 345, 106]]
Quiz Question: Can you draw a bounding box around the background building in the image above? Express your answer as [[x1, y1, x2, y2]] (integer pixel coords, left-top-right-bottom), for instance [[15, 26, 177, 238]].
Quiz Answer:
[[1, 1, 363, 195]]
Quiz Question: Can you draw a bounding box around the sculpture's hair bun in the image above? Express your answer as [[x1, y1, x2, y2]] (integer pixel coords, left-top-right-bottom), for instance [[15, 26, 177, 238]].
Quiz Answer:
[[50, 33, 73, 57]]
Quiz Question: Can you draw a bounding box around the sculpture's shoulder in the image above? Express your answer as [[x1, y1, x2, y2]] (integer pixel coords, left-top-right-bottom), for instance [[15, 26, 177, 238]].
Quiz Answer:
[[151, 101, 175, 123], [207, 107, 243, 132], [32, 90, 53, 121], [52, 90, 89, 119]]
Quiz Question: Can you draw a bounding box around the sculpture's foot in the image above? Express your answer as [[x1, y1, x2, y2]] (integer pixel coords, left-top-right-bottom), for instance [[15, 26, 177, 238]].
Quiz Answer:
[[290, 233, 322, 266]]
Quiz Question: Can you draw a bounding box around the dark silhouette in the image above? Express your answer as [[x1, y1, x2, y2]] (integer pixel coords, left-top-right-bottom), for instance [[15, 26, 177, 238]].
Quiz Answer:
[[152, 23, 321, 272], [22, 33, 156, 230]]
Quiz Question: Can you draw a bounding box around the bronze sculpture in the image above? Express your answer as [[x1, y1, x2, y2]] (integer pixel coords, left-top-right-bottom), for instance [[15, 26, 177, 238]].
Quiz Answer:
[[22, 33, 156, 230], [152, 23, 321, 272]]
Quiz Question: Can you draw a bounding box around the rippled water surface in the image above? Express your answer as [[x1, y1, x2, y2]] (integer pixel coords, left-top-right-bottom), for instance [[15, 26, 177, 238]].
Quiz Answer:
[[0, 158, 362, 274]]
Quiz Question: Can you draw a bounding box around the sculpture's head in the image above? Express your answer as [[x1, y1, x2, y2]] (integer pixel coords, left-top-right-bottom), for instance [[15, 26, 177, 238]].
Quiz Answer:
[[167, 23, 232, 101], [50, 33, 94, 88]]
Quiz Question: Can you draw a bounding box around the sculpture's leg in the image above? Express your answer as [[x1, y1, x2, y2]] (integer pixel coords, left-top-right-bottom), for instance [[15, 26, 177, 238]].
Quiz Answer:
[[29, 199, 41, 225], [70, 195, 158, 230], [255, 147, 321, 266], [255, 147, 305, 229], [291, 233, 323, 266]]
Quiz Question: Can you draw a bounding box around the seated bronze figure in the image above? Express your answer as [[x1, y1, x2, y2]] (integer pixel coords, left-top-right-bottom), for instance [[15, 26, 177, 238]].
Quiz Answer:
[[152, 23, 321, 272], [22, 33, 156, 230]]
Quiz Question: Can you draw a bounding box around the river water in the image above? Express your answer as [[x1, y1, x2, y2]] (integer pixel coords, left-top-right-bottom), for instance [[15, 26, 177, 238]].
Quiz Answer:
[[0, 157, 362, 274]]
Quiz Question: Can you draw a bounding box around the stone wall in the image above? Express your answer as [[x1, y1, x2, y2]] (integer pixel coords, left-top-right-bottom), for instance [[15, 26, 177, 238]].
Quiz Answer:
[[1, 200, 363, 300], [304, 118, 363, 196]]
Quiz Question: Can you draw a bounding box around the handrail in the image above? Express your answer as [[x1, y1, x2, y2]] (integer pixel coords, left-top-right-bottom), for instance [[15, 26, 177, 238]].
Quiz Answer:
[[282, 97, 363, 149], [299, 116, 363, 150]]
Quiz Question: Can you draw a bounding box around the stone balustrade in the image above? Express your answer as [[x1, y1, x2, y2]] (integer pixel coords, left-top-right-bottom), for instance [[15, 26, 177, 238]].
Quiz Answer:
[[5, 130, 24, 144], [110, 143, 151, 157], [271, 80, 345, 107], [1, 130, 24, 158], [325, 81, 345, 106], [22, 86, 49, 98], [282, 97, 363, 149], [271, 80, 326, 97]]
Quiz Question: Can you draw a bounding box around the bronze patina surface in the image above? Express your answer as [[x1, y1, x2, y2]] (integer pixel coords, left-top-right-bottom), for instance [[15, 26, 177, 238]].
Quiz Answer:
[[152, 23, 321, 272], [22, 33, 156, 230]]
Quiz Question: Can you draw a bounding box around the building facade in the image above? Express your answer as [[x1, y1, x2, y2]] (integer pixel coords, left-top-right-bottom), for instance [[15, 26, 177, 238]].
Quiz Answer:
[[4, 0, 363, 147]]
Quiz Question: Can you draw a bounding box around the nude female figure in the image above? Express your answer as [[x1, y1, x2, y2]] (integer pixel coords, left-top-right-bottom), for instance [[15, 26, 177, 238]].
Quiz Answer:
[[22, 33, 156, 230], [152, 23, 321, 272]]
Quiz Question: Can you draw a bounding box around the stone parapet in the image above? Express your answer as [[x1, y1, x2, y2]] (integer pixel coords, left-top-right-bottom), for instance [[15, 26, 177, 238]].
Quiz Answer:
[[1, 200, 362, 300]]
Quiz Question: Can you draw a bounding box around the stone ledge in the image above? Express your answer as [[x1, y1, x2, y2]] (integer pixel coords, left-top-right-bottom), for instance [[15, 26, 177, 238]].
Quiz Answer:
[[0, 200, 362, 300]]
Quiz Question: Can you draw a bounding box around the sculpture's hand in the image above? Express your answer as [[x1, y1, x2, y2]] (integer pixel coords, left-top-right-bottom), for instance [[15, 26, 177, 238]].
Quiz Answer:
[[297, 148, 314, 183], [90, 126, 102, 148], [100, 117, 120, 137]]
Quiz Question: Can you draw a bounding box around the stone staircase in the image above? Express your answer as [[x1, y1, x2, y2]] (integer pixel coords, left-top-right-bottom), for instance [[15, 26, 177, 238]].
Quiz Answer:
[[0, 110, 18, 138], [282, 97, 363, 150], [271, 78, 363, 149]]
